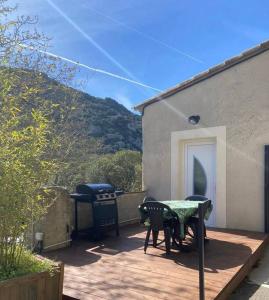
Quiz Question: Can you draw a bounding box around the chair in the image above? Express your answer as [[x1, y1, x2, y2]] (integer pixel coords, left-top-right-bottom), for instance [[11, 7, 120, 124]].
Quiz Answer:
[[185, 195, 208, 241], [143, 196, 157, 203], [139, 201, 178, 254], [139, 197, 157, 225]]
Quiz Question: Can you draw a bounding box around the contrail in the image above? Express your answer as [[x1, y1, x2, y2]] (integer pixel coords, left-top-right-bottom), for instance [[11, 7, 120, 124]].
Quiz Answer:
[[88, 7, 204, 64], [46, 0, 144, 86], [19, 44, 163, 92]]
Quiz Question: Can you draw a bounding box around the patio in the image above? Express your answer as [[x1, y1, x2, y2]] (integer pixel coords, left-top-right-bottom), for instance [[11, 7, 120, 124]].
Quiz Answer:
[[46, 224, 269, 300]]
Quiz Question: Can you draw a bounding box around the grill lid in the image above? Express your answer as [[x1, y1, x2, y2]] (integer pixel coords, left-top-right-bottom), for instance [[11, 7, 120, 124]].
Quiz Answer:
[[76, 183, 115, 195]]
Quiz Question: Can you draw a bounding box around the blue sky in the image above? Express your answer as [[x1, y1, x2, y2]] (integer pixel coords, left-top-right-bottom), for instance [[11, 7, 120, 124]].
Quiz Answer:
[[10, 0, 269, 110]]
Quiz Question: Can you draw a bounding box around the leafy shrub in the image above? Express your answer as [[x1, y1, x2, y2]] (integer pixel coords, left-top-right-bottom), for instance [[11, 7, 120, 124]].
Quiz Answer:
[[0, 0, 74, 275], [0, 248, 55, 281], [87, 150, 142, 192], [0, 71, 60, 273]]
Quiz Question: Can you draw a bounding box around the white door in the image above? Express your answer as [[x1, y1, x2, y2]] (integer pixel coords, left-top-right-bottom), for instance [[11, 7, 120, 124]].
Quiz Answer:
[[185, 143, 216, 226]]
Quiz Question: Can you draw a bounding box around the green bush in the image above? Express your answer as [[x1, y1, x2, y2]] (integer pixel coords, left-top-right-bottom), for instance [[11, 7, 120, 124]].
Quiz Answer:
[[0, 247, 55, 281], [0, 0, 74, 275], [87, 150, 142, 192]]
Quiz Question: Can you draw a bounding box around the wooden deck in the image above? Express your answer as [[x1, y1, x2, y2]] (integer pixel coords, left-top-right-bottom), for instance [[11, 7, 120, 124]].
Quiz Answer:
[[46, 225, 269, 300]]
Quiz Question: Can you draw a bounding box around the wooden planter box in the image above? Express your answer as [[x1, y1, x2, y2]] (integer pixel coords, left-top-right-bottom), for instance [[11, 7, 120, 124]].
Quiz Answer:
[[0, 262, 64, 300]]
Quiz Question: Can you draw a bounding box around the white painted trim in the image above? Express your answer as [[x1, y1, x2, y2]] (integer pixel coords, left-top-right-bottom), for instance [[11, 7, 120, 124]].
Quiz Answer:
[[171, 126, 227, 228]]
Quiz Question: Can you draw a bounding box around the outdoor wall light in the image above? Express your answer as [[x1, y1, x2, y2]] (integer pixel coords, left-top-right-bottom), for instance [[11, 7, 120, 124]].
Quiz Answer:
[[188, 115, 200, 125]]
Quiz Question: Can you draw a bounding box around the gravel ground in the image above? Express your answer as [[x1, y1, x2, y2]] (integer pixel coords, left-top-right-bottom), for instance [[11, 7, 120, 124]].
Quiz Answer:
[[229, 245, 269, 299], [230, 282, 269, 299]]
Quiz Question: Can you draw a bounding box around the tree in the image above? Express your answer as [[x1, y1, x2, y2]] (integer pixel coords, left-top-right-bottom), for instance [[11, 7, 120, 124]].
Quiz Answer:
[[0, 0, 142, 277], [0, 81, 58, 270], [87, 150, 142, 192], [0, 0, 77, 274]]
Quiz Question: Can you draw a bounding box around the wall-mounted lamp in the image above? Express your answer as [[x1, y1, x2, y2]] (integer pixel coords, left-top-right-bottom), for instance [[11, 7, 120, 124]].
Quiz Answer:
[[188, 115, 200, 125]]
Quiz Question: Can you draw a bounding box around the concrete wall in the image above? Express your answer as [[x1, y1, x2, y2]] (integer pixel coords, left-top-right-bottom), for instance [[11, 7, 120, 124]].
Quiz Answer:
[[142, 50, 269, 232], [118, 192, 146, 225], [35, 190, 146, 251], [35, 187, 73, 251], [76, 191, 146, 230]]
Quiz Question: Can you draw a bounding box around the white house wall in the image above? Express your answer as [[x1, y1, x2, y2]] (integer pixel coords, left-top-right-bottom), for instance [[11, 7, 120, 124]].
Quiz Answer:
[[142, 50, 269, 232]]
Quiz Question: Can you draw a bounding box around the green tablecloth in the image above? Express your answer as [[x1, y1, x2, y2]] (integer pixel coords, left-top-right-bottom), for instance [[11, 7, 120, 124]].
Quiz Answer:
[[139, 200, 212, 239], [160, 200, 212, 238], [160, 200, 212, 223]]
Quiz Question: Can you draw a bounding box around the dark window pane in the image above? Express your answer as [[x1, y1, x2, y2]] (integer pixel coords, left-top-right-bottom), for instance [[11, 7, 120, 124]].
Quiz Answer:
[[193, 156, 207, 196]]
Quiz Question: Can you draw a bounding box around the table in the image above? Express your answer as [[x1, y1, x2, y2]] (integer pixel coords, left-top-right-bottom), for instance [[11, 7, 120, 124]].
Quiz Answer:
[[139, 200, 212, 240], [160, 200, 212, 238]]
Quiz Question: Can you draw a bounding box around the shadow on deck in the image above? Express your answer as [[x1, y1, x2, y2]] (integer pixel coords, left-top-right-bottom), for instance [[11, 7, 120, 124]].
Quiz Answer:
[[45, 225, 269, 300]]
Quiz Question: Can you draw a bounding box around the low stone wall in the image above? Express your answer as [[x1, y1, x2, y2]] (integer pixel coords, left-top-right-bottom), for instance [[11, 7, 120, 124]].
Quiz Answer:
[[76, 191, 146, 230], [118, 192, 146, 226], [34, 187, 73, 252], [35, 189, 146, 251]]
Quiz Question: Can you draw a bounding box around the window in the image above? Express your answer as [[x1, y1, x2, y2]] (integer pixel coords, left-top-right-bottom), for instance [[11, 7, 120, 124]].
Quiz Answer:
[[193, 156, 207, 196]]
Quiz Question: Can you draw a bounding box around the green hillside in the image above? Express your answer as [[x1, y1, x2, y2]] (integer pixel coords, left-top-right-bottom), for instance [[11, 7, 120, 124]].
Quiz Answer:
[[68, 93, 142, 153], [1, 67, 142, 153]]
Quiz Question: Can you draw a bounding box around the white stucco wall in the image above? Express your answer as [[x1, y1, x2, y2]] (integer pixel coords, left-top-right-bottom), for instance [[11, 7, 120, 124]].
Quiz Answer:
[[142, 50, 269, 232]]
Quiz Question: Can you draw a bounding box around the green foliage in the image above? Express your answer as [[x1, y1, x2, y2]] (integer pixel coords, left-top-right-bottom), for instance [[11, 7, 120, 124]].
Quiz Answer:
[[4, 68, 142, 153], [84, 97, 142, 153], [0, 72, 60, 271], [87, 150, 142, 192], [0, 0, 143, 279], [0, 67, 142, 191], [0, 247, 55, 281], [0, 0, 75, 273]]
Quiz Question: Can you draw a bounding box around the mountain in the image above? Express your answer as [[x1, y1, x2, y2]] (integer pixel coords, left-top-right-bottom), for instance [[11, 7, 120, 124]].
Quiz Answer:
[[69, 93, 142, 153], [1, 67, 142, 153]]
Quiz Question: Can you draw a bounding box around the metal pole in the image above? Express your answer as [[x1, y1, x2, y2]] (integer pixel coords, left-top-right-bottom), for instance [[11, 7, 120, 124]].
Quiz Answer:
[[74, 199, 78, 238], [198, 203, 205, 300]]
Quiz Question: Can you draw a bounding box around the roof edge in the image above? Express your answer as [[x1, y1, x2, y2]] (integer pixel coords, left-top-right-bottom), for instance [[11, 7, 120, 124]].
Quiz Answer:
[[134, 40, 269, 113]]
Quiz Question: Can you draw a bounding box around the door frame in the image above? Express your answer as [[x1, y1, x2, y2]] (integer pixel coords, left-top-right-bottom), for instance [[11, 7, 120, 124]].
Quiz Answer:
[[171, 126, 226, 228]]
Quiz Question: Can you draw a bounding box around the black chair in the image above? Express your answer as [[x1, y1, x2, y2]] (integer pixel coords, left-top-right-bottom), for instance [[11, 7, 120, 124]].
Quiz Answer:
[[185, 195, 208, 241], [143, 196, 157, 203], [139, 201, 178, 254], [139, 197, 157, 225]]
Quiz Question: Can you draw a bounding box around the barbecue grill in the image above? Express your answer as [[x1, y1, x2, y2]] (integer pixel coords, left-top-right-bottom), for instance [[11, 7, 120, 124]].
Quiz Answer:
[[70, 183, 120, 240]]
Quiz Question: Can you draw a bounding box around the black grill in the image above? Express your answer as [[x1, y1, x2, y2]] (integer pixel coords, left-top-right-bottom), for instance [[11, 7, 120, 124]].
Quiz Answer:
[[70, 183, 120, 240]]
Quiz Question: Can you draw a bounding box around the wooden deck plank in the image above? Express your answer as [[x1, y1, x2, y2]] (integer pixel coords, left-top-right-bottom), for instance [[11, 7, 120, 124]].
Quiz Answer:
[[63, 267, 218, 297], [46, 225, 268, 300], [64, 273, 200, 300]]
